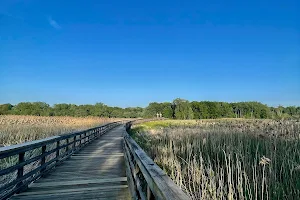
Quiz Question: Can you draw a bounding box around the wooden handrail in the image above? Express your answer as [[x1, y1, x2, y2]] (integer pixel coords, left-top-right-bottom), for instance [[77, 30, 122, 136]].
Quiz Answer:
[[124, 121, 190, 200], [0, 121, 125, 200]]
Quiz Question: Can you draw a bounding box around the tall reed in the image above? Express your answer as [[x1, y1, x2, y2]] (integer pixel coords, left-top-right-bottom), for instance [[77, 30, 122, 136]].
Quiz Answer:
[[131, 119, 300, 200]]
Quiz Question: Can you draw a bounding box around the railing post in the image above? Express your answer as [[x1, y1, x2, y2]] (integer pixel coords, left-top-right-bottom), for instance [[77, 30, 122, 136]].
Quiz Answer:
[[135, 163, 140, 174], [66, 138, 69, 153], [147, 185, 155, 200], [41, 145, 46, 174], [56, 140, 60, 162], [134, 162, 140, 183], [16, 152, 25, 193], [17, 152, 25, 179], [79, 134, 82, 147], [73, 136, 76, 151]]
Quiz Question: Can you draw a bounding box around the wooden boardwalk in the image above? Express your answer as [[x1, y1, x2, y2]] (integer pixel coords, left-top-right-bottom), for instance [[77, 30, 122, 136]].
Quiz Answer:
[[11, 126, 131, 200]]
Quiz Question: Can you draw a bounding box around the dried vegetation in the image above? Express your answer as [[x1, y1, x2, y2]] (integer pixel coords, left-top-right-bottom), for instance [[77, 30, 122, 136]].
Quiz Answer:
[[131, 119, 300, 200]]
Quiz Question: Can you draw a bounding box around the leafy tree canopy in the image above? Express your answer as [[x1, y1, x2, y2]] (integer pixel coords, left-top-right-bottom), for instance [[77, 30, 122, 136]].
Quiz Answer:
[[0, 100, 298, 119]]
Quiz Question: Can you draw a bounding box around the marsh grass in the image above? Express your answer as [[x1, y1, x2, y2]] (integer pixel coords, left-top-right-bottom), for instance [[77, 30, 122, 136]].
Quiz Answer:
[[131, 119, 300, 200], [0, 115, 121, 146]]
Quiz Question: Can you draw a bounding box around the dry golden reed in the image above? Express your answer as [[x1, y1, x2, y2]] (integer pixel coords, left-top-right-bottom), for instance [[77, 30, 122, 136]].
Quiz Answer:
[[0, 115, 121, 146]]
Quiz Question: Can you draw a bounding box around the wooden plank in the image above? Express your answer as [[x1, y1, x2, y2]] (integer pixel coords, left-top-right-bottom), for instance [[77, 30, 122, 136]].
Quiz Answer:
[[30, 177, 127, 188], [12, 188, 131, 200], [44, 170, 124, 176], [14, 185, 129, 196], [53, 163, 125, 170], [72, 153, 124, 157], [50, 168, 126, 174], [12, 193, 131, 200], [34, 176, 126, 183], [66, 157, 123, 161]]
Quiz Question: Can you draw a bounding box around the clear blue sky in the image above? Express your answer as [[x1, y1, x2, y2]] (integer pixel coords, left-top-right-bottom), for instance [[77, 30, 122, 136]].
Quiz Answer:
[[0, 0, 299, 107]]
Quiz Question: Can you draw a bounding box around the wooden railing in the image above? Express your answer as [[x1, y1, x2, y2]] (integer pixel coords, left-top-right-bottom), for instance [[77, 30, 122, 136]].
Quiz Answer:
[[124, 121, 190, 200], [0, 118, 189, 200], [0, 121, 123, 200]]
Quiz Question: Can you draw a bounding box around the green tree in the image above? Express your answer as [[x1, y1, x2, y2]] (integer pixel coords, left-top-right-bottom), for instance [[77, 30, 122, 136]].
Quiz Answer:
[[0, 104, 13, 115], [144, 102, 173, 118], [173, 98, 194, 119], [161, 102, 173, 118], [109, 107, 122, 118], [12, 102, 51, 116], [123, 107, 143, 118], [1, 100, 297, 119], [53, 104, 72, 116], [144, 102, 162, 118], [219, 102, 234, 118], [92, 103, 108, 117]]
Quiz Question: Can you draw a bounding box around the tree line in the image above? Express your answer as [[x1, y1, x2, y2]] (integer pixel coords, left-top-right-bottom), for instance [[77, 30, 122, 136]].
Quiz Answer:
[[0, 99, 299, 119]]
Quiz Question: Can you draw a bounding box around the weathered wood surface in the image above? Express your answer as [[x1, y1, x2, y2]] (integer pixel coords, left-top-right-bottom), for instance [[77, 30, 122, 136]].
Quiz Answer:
[[10, 126, 131, 200]]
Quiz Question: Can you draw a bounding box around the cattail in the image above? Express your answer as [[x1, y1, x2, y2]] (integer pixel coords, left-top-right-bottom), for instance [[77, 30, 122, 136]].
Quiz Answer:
[[259, 156, 271, 165]]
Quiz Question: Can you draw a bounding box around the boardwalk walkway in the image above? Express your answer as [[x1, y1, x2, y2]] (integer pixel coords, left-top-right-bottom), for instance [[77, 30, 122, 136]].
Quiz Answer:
[[11, 126, 131, 200]]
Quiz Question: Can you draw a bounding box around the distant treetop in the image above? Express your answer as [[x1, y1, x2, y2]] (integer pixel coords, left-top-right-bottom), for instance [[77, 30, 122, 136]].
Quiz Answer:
[[0, 100, 299, 119]]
